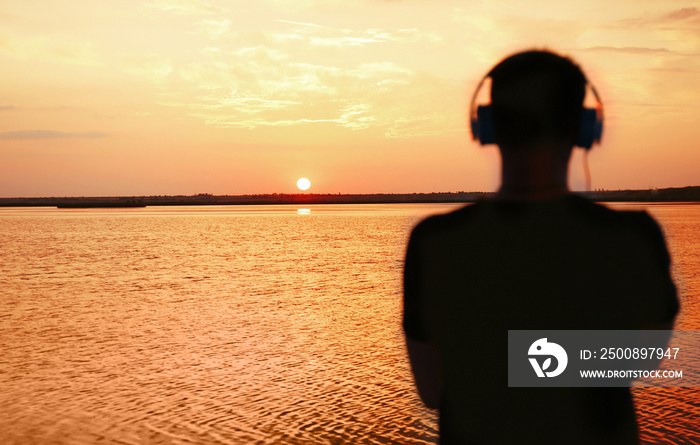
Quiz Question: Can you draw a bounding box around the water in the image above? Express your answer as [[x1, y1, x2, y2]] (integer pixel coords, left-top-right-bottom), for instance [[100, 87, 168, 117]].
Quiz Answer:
[[619, 203, 700, 445], [0, 203, 698, 444]]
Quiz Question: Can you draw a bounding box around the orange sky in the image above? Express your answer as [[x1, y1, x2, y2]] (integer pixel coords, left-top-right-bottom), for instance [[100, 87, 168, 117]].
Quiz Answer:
[[0, 0, 698, 197]]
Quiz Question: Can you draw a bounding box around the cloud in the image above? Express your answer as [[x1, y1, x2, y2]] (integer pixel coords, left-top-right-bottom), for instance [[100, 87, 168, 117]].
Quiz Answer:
[[151, 19, 453, 137], [661, 7, 700, 22], [275, 20, 442, 47], [650, 66, 700, 74], [582, 46, 674, 55], [195, 19, 232, 39], [622, 6, 700, 26], [144, 0, 224, 15], [172, 45, 462, 137], [0, 130, 108, 140], [265, 0, 360, 11], [0, 105, 18, 111]]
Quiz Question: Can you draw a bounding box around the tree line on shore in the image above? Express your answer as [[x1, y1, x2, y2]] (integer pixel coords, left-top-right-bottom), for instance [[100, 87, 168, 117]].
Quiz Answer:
[[1, 186, 699, 208]]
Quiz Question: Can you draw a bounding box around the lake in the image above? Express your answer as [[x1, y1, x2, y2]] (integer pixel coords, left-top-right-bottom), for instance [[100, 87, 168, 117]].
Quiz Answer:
[[0, 202, 698, 444]]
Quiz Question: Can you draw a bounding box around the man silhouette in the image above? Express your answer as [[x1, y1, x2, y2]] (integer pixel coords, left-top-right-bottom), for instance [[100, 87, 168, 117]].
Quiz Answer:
[[403, 50, 678, 444]]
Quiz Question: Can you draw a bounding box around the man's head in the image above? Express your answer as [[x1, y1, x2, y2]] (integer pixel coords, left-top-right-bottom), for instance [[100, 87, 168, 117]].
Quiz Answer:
[[489, 50, 587, 150]]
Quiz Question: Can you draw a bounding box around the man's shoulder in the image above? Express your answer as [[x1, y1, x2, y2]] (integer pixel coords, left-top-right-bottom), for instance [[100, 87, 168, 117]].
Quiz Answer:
[[409, 195, 664, 241], [567, 196, 662, 233], [410, 203, 482, 238]]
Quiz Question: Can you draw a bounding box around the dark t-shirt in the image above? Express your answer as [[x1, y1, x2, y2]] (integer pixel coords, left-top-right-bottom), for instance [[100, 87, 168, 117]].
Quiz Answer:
[[403, 195, 678, 444]]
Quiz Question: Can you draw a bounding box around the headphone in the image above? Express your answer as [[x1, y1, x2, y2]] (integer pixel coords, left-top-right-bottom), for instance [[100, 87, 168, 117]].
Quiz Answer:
[[469, 68, 604, 150]]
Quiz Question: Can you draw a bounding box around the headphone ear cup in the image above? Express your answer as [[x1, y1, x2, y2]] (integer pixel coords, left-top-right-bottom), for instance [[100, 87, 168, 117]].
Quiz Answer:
[[577, 108, 599, 150], [474, 105, 496, 145]]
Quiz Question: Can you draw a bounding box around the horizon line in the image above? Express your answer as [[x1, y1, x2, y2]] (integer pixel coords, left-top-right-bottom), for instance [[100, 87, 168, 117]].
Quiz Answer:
[[2, 185, 700, 200]]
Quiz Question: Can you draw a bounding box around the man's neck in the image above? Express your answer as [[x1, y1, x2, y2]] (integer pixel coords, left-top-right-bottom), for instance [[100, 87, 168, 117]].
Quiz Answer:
[[496, 143, 572, 201]]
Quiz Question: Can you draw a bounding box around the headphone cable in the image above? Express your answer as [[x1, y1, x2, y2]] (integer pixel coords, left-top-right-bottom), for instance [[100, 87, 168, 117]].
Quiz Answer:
[[583, 149, 592, 193]]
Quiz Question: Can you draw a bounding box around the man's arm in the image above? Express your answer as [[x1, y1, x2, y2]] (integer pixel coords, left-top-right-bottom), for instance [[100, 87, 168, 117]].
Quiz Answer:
[[403, 220, 443, 409], [639, 212, 679, 331], [405, 336, 442, 409]]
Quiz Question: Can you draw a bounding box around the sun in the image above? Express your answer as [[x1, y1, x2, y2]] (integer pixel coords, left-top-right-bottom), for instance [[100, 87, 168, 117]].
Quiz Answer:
[[296, 178, 311, 191]]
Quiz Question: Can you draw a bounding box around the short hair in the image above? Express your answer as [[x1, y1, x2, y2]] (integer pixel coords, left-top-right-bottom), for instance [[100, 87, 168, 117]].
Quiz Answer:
[[489, 50, 587, 148]]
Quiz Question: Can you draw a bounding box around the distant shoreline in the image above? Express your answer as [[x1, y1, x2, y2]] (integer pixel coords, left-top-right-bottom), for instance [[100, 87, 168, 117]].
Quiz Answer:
[[1, 186, 699, 208]]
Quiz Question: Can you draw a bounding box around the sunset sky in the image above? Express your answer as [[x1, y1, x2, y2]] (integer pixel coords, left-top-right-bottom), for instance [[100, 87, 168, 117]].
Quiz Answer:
[[1, 0, 698, 197]]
